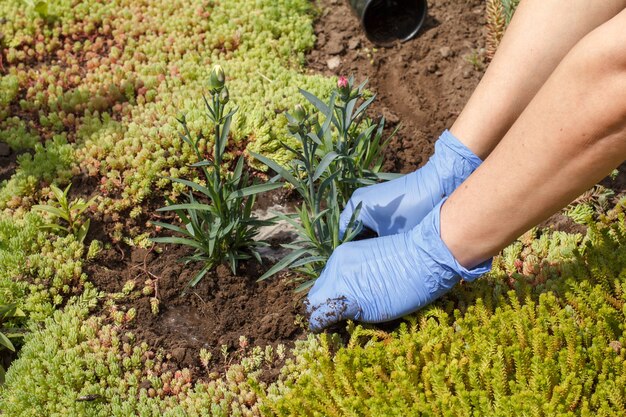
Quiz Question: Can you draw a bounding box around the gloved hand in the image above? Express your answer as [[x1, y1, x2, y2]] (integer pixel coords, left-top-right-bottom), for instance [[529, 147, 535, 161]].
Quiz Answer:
[[339, 130, 482, 238], [307, 199, 492, 332]]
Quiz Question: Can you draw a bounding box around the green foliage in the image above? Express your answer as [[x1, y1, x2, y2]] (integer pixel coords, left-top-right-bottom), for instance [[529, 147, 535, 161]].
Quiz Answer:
[[0, 0, 333, 220], [23, 0, 49, 18], [0, 75, 19, 116], [0, 135, 75, 211], [0, 211, 89, 322], [253, 79, 398, 289], [565, 185, 615, 225], [501, 0, 520, 23], [258, 208, 626, 416], [152, 68, 281, 289], [0, 292, 273, 416], [33, 184, 95, 243]]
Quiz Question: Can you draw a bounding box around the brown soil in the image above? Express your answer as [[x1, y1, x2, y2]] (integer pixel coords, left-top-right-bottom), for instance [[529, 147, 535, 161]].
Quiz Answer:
[[308, 0, 487, 172], [0, 146, 19, 183], [85, 243, 307, 380]]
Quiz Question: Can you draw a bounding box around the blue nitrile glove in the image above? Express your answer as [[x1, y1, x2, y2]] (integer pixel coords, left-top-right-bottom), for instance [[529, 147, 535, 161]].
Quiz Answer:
[[307, 199, 492, 332], [339, 130, 482, 238]]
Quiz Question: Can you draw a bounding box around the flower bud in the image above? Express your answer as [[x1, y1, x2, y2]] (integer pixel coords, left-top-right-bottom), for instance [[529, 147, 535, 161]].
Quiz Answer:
[[208, 65, 225, 91], [292, 104, 306, 122], [337, 75, 350, 100], [219, 85, 229, 104], [287, 122, 300, 135], [337, 75, 348, 89]]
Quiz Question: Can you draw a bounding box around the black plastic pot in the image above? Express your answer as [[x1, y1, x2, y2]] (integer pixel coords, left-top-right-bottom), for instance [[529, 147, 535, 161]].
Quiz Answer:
[[349, 0, 428, 46]]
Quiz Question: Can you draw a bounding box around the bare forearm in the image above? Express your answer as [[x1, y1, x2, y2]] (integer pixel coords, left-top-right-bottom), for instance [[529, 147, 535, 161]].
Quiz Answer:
[[442, 10, 626, 268], [452, 0, 626, 159]]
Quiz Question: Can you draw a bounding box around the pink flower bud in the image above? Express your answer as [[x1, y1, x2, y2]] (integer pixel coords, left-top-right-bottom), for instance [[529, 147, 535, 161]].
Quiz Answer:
[[337, 76, 348, 89]]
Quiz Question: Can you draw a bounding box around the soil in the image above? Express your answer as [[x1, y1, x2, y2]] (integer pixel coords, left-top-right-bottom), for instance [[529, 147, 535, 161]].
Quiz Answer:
[[85, 243, 307, 381], [308, 0, 487, 173], [0, 143, 19, 183]]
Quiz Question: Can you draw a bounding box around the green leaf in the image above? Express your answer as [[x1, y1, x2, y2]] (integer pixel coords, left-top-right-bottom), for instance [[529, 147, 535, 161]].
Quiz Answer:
[[294, 279, 316, 293], [150, 237, 205, 250], [32, 204, 66, 220], [249, 152, 300, 188], [299, 89, 330, 115], [190, 160, 215, 168], [165, 177, 214, 198], [312, 151, 338, 182], [0, 332, 15, 352], [257, 248, 311, 282], [185, 265, 211, 290], [228, 182, 283, 201], [156, 203, 214, 212], [289, 255, 327, 269], [354, 94, 376, 121], [375, 172, 404, 181], [76, 219, 90, 243], [151, 221, 189, 235], [219, 115, 232, 156]]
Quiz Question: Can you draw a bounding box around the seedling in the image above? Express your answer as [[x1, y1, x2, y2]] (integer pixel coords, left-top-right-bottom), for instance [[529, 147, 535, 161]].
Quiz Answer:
[[151, 66, 281, 290], [32, 184, 96, 243], [252, 76, 400, 290]]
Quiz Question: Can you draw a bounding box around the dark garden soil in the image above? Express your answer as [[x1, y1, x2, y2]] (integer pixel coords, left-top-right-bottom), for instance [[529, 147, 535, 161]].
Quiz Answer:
[[308, 0, 488, 173], [79, 0, 626, 384], [85, 242, 307, 381], [0, 142, 18, 182]]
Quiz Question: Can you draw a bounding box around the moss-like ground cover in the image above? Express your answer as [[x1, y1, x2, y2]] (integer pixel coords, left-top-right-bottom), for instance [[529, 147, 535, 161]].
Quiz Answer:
[[3, 0, 626, 415]]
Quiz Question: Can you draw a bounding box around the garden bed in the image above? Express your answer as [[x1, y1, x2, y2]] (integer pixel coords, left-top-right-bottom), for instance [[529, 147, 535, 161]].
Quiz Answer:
[[70, 0, 492, 383], [4, 0, 626, 415]]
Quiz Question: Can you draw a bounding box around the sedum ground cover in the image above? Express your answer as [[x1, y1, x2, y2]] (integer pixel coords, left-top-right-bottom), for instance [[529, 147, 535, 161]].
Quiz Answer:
[[3, 0, 626, 415]]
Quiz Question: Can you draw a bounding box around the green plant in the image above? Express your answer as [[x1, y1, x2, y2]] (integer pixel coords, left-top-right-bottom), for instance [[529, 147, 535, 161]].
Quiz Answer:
[[258, 209, 626, 416], [252, 77, 399, 289], [0, 303, 25, 384], [151, 66, 281, 289], [32, 184, 95, 243], [23, 0, 49, 18]]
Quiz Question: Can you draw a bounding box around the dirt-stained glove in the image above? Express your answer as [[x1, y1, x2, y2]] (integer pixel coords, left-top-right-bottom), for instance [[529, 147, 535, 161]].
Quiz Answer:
[[307, 199, 492, 332], [339, 130, 482, 238]]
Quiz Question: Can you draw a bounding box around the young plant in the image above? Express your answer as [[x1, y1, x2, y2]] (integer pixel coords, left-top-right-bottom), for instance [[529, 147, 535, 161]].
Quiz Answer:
[[300, 75, 400, 206], [252, 76, 399, 290], [0, 303, 26, 384], [32, 184, 95, 243], [151, 66, 281, 289]]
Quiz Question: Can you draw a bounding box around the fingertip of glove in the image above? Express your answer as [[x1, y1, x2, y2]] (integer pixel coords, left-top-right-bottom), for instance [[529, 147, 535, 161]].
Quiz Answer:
[[307, 298, 361, 333]]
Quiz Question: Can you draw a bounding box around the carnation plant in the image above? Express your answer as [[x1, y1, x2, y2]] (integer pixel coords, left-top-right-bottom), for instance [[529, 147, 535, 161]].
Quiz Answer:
[[252, 76, 399, 290], [151, 66, 281, 290]]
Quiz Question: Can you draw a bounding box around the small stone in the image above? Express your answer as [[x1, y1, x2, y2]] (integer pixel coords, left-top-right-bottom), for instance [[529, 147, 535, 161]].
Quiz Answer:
[[463, 69, 473, 79], [427, 63, 438, 73], [348, 38, 360, 50], [0, 142, 10, 157], [439, 46, 452, 58], [327, 56, 341, 70]]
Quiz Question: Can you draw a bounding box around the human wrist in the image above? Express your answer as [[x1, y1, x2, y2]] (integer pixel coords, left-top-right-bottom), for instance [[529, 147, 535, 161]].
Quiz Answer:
[[420, 198, 492, 281]]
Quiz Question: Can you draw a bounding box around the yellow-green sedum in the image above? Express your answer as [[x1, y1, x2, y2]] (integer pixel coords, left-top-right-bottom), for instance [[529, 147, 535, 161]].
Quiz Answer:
[[258, 205, 626, 416], [0, 0, 333, 214]]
